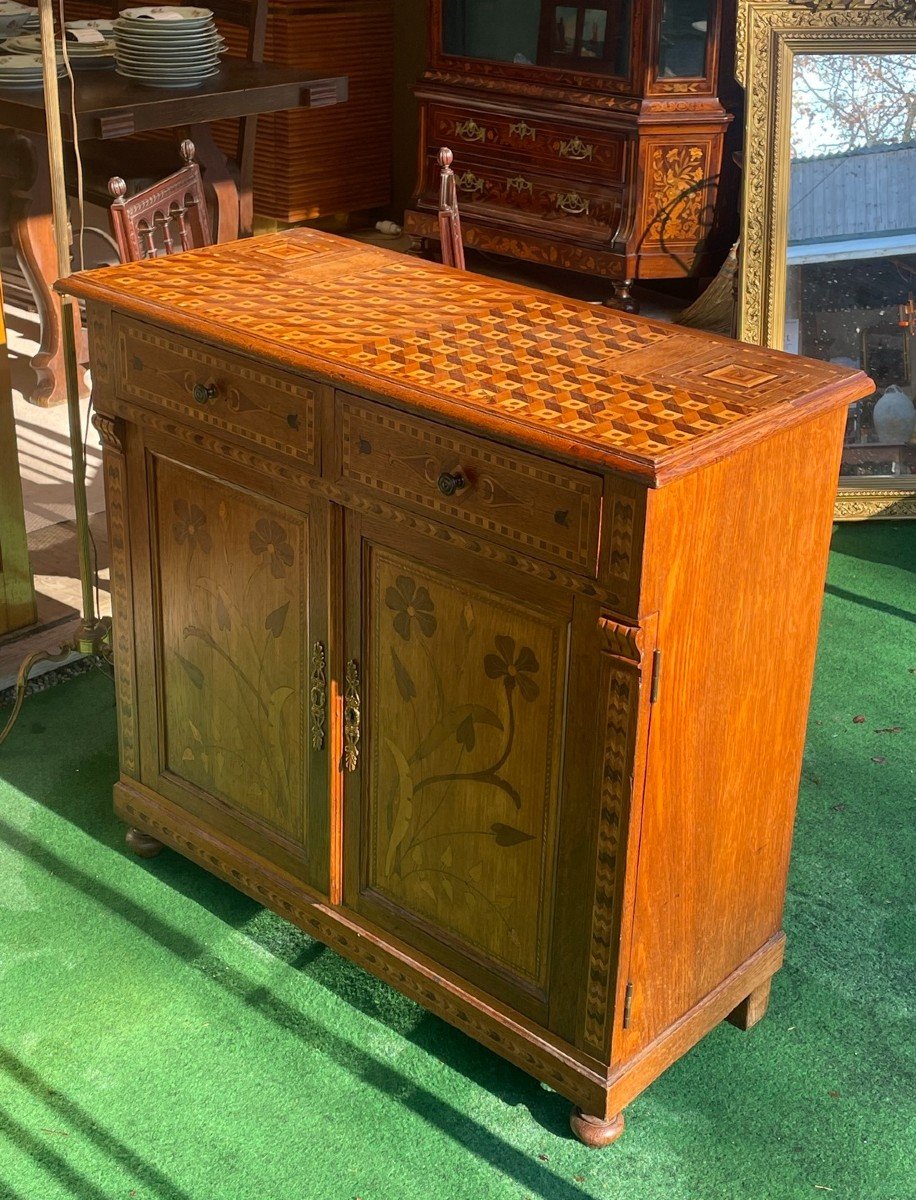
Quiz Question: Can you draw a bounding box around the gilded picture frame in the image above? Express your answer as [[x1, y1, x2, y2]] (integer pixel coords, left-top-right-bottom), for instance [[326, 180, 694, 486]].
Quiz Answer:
[[736, 0, 916, 520]]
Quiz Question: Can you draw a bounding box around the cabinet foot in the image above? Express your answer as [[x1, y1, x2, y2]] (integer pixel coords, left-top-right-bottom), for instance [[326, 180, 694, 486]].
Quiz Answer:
[[407, 235, 432, 258], [603, 279, 638, 314], [726, 978, 772, 1030], [125, 827, 164, 858], [569, 1107, 625, 1148]]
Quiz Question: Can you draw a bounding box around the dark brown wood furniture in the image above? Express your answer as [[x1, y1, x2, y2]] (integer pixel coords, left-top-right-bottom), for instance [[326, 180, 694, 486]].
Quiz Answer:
[[437, 147, 465, 269], [0, 60, 346, 406], [108, 141, 213, 264], [63, 229, 871, 1144], [64, 0, 269, 238], [405, 0, 737, 307]]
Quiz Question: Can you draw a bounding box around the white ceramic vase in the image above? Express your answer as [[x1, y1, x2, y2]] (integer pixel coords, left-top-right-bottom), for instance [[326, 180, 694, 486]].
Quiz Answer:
[[872, 385, 916, 444]]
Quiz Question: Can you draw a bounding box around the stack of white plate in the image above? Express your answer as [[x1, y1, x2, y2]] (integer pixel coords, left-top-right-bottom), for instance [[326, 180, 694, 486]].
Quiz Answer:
[[3, 26, 117, 69], [114, 6, 224, 89], [0, 51, 64, 89], [0, 2, 32, 40]]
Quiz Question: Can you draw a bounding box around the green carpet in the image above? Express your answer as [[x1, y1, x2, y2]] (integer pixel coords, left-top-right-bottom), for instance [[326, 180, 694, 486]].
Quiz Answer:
[[1, 523, 913, 1200]]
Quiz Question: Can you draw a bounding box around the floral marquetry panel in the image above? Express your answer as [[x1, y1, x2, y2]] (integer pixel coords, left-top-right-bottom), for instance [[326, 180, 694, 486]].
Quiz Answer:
[[153, 456, 309, 847], [357, 543, 570, 995]]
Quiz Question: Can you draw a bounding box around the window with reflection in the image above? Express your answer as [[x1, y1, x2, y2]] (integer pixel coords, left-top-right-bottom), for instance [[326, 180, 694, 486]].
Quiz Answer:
[[786, 54, 916, 488], [441, 0, 632, 77], [657, 0, 711, 79]]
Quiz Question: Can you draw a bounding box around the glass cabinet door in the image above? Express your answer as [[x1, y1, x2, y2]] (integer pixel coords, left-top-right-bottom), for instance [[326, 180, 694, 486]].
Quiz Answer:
[[441, 0, 633, 78], [657, 0, 712, 79]]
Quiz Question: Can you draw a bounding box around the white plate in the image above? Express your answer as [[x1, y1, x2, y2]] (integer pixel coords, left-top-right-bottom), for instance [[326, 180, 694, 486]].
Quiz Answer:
[[113, 26, 220, 42], [0, 52, 64, 70], [118, 7, 214, 22], [8, 33, 118, 54], [115, 57, 217, 74], [67, 19, 116, 32], [116, 66, 217, 87], [115, 49, 219, 62]]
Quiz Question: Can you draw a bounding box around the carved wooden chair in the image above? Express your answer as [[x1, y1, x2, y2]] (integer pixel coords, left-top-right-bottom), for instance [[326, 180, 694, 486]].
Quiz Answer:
[[437, 147, 466, 271], [108, 141, 213, 264]]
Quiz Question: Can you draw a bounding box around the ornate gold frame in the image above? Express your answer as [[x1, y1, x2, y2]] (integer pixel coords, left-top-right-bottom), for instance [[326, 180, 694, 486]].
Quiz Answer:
[[736, 0, 916, 520]]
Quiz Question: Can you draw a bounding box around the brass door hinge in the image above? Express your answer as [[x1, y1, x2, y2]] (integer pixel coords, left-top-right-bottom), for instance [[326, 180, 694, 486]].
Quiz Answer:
[[649, 649, 662, 704], [622, 981, 634, 1030]]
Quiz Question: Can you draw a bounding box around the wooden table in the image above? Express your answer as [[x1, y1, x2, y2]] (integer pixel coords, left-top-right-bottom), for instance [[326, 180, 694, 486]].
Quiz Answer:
[[63, 230, 871, 1143], [0, 61, 347, 406]]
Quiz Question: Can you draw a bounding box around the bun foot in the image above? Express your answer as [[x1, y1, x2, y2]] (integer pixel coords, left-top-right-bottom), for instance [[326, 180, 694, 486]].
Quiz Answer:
[[125, 827, 164, 858], [569, 1107, 625, 1148]]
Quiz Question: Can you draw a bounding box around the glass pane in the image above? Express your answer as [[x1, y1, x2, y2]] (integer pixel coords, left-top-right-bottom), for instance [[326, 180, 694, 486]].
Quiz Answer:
[[657, 0, 711, 79], [786, 54, 916, 489], [442, 0, 631, 77]]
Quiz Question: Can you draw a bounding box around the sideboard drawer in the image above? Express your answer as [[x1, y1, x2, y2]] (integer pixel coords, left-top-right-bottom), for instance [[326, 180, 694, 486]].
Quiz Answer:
[[113, 316, 319, 470], [428, 102, 627, 183], [337, 393, 603, 574], [419, 151, 624, 244]]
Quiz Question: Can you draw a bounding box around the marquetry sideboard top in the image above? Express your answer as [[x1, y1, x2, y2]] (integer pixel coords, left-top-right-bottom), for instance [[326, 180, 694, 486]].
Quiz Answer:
[[62, 229, 871, 485]]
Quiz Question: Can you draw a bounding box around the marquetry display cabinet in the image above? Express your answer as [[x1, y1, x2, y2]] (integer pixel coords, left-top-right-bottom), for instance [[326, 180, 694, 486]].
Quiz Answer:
[[64, 230, 869, 1144], [405, 0, 738, 306]]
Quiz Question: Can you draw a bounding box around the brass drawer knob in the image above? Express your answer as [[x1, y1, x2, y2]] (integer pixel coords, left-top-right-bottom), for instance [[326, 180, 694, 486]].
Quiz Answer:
[[437, 470, 467, 497], [192, 382, 218, 405]]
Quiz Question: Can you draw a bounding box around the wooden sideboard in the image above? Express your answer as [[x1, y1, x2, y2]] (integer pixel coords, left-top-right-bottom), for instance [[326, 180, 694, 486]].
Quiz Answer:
[[63, 230, 870, 1144]]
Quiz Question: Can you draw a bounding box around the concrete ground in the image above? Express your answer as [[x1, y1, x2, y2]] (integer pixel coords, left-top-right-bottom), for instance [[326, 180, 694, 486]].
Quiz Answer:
[[1, 299, 109, 691]]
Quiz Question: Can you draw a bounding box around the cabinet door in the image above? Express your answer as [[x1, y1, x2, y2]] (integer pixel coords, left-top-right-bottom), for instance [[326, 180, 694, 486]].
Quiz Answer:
[[342, 512, 599, 1024], [129, 428, 331, 895]]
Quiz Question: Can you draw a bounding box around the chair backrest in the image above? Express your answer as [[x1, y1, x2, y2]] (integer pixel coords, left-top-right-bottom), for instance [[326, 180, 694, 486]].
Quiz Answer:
[[108, 141, 213, 264], [437, 147, 466, 271]]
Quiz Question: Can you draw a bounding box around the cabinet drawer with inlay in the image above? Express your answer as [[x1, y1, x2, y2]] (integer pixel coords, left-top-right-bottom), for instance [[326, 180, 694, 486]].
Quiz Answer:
[[113, 317, 320, 470], [419, 152, 624, 243], [428, 103, 628, 183], [336, 393, 603, 574]]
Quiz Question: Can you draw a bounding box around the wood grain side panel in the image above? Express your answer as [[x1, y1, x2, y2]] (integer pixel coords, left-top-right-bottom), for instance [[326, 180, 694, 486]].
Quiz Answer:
[[620, 406, 847, 1056]]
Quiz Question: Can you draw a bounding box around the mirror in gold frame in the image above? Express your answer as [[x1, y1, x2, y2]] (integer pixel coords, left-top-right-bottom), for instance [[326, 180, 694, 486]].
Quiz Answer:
[[736, 0, 916, 519]]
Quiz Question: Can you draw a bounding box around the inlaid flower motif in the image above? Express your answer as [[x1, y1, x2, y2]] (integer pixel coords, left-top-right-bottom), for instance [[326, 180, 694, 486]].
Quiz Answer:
[[385, 575, 436, 641], [172, 499, 211, 553], [484, 635, 540, 701], [249, 518, 294, 578]]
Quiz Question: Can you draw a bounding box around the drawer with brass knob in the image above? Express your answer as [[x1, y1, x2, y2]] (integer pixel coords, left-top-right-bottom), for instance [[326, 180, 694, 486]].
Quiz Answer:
[[427, 103, 627, 182], [113, 316, 321, 471], [336, 392, 604, 575], [419, 152, 624, 241]]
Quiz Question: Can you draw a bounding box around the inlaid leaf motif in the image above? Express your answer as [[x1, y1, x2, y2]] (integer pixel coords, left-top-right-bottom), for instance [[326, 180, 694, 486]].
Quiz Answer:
[[412, 704, 502, 762], [215, 588, 231, 632], [384, 738, 415, 878], [491, 823, 535, 846], [268, 687, 294, 771], [265, 601, 290, 639], [177, 654, 204, 689], [391, 649, 416, 702], [456, 712, 476, 751]]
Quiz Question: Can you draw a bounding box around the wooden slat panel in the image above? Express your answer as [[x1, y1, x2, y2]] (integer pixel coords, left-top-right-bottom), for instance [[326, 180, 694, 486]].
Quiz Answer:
[[0, 276, 36, 636]]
